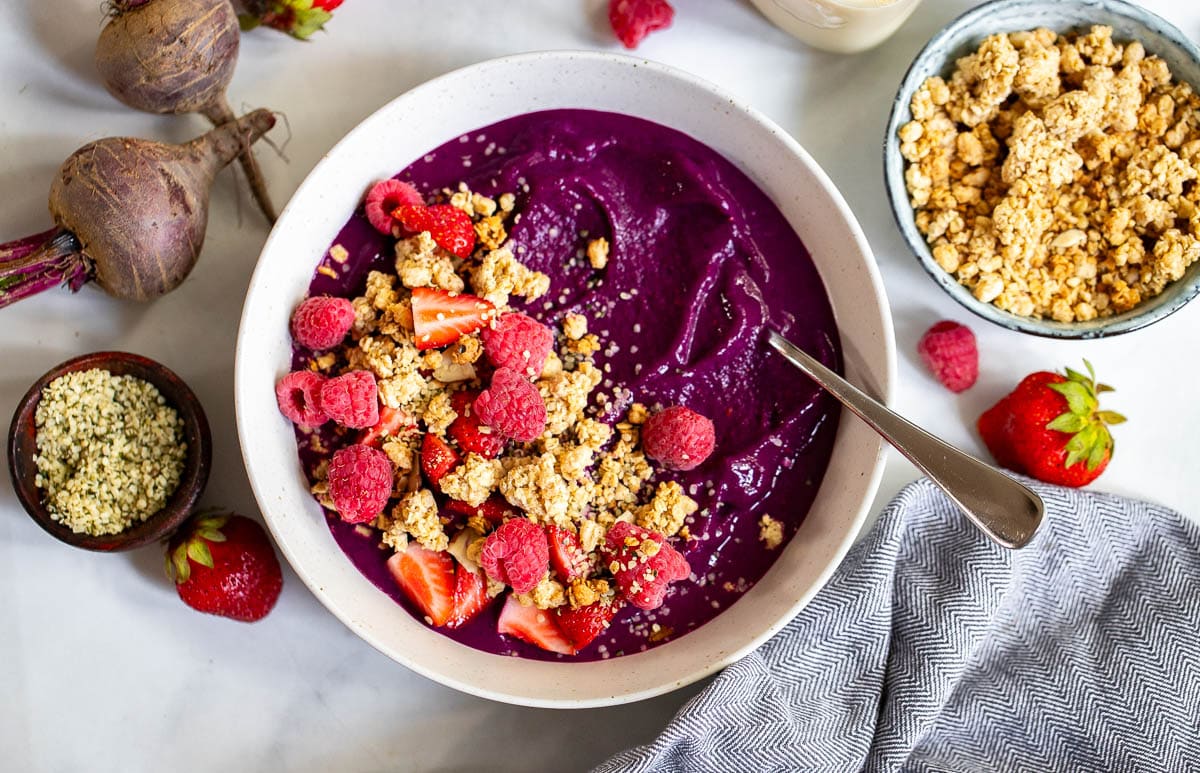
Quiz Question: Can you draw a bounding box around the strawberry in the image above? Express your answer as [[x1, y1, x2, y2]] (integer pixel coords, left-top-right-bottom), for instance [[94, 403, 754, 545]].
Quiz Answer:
[[410, 286, 496, 351], [238, 0, 340, 40], [447, 390, 507, 458], [448, 565, 491, 629], [420, 433, 461, 487], [496, 595, 577, 655], [395, 204, 476, 259], [166, 512, 283, 623], [387, 546, 456, 626], [547, 525, 589, 581], [357, 405, 414, 447], [556, 601, 620, 651], [977, 360, 1126, 488], [444, 496, 518, 526]]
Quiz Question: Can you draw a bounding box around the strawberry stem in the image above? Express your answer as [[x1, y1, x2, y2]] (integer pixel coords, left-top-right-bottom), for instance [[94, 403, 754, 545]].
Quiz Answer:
[[0, 229, 88, 310]]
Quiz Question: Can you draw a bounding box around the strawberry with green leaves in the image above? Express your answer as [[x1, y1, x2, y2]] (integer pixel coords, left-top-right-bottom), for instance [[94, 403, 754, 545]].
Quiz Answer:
[[238, 0, 343, 40], [978, 360, 1126, 488], [166, 511, 283, 622]]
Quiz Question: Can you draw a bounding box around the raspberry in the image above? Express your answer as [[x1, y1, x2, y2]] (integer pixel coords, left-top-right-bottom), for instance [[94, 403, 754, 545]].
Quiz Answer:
[[290, 295, 355, 351], [275, 371, 328, 427], [364, 179, 423, 235], [448, 391, 507, 458], [642, 405, 715, 471], [327, 444, 394, 523], [917, 320, 978, 393], [479, 518, 549, 594], [481, 312, 553, 377], [473, 367, 548, 442], [602, 522, 689, 610], [609, 0, 674, 49], [320, 370, 380, 429]]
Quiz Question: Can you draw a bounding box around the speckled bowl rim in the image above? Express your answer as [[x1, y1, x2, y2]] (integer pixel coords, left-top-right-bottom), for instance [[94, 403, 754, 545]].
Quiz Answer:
[[884, 0, 1200, 339]]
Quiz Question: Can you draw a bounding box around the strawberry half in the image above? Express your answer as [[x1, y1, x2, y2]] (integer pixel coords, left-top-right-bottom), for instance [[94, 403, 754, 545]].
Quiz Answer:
[[395, 204, 476, 259], [556, 601, 620, 651], [357, 405, 414, 447], [387, 546, 456, 626], [410, 286, 496, 351], [447, 390, 507, 458], [167, 512, 283, 623], [547, 525, 589, 581], [448, 565, 491, 629], [420, 433, 461, 488], [496, 595, 577, 655], [444, 495, 518, 526]]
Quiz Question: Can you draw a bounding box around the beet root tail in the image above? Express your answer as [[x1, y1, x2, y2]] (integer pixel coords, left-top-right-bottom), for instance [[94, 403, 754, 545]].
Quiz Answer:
[[202, 100, 278, 225], [0, 228, 88, 310]]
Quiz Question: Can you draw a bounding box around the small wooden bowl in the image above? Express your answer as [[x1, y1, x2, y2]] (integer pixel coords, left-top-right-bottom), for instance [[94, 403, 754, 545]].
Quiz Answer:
[[7, 352, 212, 551]]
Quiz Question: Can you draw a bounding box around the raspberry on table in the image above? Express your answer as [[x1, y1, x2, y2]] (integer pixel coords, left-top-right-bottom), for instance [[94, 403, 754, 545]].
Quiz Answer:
[[917, 320, 978, 393], [364, 179, 423, 236], [473, 367, 547, 442], [609, 0, 675, 49], [642, 405, 715, 471], [275, 371, 328, 427], [481, 312, 554, 378], [320, 370, 380, 429], [479, 518, 550, 594], [603, 522, 689, 610], [291, 295, 356, 351], [327, 444, 394, 523]]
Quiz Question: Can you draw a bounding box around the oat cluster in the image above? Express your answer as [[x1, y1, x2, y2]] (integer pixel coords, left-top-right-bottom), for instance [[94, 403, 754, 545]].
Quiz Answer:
[[305, 184, 702, 613], [34, 369, 187, 536], [901, 26, 1200, 322]]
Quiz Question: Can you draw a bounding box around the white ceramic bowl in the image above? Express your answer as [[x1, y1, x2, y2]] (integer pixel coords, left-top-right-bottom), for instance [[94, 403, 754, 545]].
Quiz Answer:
[[235, 51, 895, 708]]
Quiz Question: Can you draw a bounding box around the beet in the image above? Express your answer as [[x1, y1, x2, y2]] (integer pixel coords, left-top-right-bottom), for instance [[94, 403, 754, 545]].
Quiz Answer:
[[96, 0, 278, 223], [0, 109, 275, 307]]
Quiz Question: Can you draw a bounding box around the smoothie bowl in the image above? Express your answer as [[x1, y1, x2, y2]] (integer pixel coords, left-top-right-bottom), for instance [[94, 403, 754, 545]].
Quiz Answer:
[[236, 51, 894, 707]]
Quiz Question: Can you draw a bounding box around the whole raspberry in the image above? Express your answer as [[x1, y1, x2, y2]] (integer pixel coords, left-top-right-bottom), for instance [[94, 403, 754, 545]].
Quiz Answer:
[[481, 312, 554, 377], [364, 178, 423, 235], [609, 0, 674, 49], [917, 320, 978, 393], [642, 405, 715, 471], [320, 370, 380, 429], [327, 444, 394, 523], [602, 522, 689, 610], [275, 371, 328, 427], [473, 368, 547, 442], [479, 518, 550, 594], [290, 295, 355, 351]]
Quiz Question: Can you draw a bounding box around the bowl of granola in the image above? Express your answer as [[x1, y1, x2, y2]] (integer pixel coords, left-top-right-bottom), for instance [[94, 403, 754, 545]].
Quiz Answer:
[[236, 51, 894, 706], [886, 0, 1200, 338]]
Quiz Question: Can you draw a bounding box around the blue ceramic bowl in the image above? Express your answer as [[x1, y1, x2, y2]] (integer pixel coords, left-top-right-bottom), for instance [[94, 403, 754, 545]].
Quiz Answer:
[[884, 0, 1200, 339]]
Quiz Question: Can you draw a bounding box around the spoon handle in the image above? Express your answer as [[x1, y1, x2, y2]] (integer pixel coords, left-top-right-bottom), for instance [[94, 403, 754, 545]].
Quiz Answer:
[[767, 331, 1043, 549]]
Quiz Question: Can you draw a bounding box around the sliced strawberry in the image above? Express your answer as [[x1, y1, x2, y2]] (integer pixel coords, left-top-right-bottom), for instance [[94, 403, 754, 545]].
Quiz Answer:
[[555, 601, 620, 651], [447, 390, 506, 458], [421, 433, 461, 487], [395, 204, 476, 259], [357, 405, 414, 447], [496, 595, 577, 655], [547, 525, 589, 581], [444, 495, 518, 526], [448, 565, 490, 629], [387, 547, 456, 627], [410, 286, 496, 351]]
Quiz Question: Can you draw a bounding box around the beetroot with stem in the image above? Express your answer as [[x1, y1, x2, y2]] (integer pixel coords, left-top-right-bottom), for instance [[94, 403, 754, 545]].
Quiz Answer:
[[0, 109, 275, 308], [96, 0, 278, 223]]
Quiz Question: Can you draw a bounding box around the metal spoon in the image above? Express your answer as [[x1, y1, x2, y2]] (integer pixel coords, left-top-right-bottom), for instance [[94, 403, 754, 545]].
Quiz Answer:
[[767, 330, 1044, 549]]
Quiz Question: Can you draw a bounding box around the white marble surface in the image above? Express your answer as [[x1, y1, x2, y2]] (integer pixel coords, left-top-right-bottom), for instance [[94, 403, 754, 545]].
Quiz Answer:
[[2, 1, 1197, 770]]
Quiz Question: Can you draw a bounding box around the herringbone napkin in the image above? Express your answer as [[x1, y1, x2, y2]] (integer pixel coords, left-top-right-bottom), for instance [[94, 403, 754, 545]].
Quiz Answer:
[[595, 478, 1200, 773]]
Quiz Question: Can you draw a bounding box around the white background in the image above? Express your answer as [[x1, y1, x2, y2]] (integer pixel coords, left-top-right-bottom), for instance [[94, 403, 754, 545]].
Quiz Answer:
[[1, 1, 1197, 770]]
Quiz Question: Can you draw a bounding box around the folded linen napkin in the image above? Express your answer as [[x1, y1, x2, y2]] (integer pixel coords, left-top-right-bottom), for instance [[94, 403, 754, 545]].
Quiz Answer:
[[595, 478, 1200, 772]]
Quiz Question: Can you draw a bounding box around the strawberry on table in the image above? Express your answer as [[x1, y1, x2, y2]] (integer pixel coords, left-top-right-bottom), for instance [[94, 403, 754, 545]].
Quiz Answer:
[[556, 601, 620, 651], [238, 0, 344, 40], [420, 432, 461, 488], [410, 286, 496, 351], [167, 512, 283, 623], [395, 204, 476, 259], [978, 360, 1126, 488], [497, 596, 577, 655]]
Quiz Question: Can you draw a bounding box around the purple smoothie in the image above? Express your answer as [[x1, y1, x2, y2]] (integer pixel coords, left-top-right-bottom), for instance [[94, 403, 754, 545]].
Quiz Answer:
[[292, 109, 841, 661]]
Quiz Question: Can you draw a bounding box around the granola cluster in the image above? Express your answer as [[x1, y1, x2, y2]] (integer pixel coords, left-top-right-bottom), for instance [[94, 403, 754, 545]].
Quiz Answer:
[[304, 183, 701, 615], [901, 26, 1200, 322]]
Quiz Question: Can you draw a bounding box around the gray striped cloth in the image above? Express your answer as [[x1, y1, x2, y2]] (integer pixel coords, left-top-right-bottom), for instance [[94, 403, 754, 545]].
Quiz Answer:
[[595, 478, 1200, 772]]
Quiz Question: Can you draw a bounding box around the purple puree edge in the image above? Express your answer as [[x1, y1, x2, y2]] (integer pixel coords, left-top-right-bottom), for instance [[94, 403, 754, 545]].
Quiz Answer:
[[290, 108, 842, 662]]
